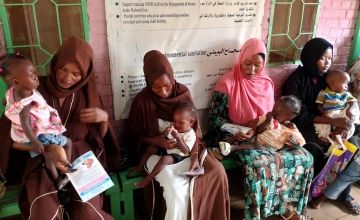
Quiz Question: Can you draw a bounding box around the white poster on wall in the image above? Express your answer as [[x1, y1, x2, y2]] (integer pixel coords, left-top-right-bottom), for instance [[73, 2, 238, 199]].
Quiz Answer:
[[105, 0, 264, 119]]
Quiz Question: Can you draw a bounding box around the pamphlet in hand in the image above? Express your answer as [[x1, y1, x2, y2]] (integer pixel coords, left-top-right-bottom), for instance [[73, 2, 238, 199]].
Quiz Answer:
[[177, 167, 205, 177], [66, 151, 114, 202], [220, 123, 251, 135]]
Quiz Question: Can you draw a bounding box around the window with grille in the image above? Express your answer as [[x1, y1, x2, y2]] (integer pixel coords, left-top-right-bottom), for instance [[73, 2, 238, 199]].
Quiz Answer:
[[0, 0, 89, 115], [267, 0, 321, 66], [0, 0, 89, 74]]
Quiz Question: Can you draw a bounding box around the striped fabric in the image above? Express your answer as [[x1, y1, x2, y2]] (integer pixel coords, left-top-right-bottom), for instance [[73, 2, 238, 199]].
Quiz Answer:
[[315, 87, 357, 111]]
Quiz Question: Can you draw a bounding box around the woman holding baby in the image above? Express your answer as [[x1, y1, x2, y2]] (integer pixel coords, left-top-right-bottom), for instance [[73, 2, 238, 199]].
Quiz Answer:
[[206, 38, 313, 219], [283, 37, 360, 215], [127, 50, 230, 220]]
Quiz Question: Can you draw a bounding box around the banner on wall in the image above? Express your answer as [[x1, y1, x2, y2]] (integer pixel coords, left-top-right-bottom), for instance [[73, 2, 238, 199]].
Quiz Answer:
[[105, 0, 264, 119]]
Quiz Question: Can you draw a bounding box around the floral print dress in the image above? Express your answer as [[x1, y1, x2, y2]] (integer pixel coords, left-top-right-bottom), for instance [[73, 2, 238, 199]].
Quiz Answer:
[[206, 91, 314, 219], [5, 87, 65, 143]]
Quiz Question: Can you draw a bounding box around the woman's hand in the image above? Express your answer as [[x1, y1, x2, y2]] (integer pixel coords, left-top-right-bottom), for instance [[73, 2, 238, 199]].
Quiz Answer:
[[235, 129, 255, 141], [79, 107, 108, 123], [32, 140, 45, 154], [46, 145, 71, 173], [330, 127, 350, 141], [330, 117, 352, 130], [152, 136, 177, 149]]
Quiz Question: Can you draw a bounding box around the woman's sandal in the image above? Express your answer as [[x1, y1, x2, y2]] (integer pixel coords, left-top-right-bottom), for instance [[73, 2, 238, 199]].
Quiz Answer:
[[310, 195, 325, 209], [54, 174, 70, 190], [344, 197, 360, 215], [297, 214, 314, 220], [280, 212, 314, 220], [219, 141, 231, 156]]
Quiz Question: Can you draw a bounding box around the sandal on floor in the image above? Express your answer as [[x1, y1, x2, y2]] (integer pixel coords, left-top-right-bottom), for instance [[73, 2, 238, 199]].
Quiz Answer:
[[280, 212, 314, 220], [344, 197, 360, 215], [219, 141, 231, 156], [310, 195, 325, 209], [297, 214, 314, 220]]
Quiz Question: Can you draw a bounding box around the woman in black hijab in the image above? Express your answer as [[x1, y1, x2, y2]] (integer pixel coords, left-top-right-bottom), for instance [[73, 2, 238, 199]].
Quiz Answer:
[[282, 38, 360, 214]]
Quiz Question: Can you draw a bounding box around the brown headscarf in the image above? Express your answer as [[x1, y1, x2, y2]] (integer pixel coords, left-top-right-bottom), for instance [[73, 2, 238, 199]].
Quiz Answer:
[[47, 36, 99, 108], [128, 50, 201, 219], [129, 50, 194, 137], [39, 37, 119, 170]]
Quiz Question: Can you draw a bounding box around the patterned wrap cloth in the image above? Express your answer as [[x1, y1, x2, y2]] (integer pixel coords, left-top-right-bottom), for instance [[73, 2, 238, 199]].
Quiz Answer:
[[238, 147, 313, 219]]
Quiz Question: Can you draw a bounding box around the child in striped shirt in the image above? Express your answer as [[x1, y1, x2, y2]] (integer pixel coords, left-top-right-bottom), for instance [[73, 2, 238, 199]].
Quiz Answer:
[[314, 69, 358, 142]]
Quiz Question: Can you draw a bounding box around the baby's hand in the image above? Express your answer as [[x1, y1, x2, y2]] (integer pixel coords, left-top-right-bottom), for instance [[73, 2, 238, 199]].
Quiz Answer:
[[346, 111, 355, 122], [32, 140, 44, 154], [171, 129, 180, 139], [163, 126, 173, 135], [286, 134, 299, 146]]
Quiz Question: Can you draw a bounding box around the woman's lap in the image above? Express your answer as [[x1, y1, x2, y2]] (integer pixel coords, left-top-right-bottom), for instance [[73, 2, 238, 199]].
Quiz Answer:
[[147, 155, 190, 220], [20, 161, 112, 219], [146, 151, 230, 220], [238, 146, 314, 220], [193, 153, 230, 220]]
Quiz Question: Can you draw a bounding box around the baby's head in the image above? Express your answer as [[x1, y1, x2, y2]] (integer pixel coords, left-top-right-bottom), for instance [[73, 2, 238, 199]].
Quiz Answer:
[[326, 69, 350, 93], [172, 101, 197, 133], [0, 53, 38, 91], [272, 95, 301, 123]]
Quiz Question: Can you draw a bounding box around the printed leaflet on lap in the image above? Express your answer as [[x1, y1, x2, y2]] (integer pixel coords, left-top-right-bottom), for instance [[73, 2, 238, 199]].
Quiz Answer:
[[66, 151, 114, 202]]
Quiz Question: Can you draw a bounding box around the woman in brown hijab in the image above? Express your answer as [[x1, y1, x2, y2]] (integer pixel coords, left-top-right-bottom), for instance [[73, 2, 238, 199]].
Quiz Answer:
[[0, 37, 120, 219], [128, 50, 230, 220]]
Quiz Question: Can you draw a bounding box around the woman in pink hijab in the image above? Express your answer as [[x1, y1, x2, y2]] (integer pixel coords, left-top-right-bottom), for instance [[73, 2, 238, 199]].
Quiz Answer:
[[211, 38, 274, 129], [206, 38, 313, 219], [207, 38, 274, 143]]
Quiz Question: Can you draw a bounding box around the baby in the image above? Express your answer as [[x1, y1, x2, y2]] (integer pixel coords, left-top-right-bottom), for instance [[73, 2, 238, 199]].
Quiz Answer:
[[134, 101, 197, 188], [314, 69, 358, 143], [0, 53, 72, 188], [219, 95, 305, 155]]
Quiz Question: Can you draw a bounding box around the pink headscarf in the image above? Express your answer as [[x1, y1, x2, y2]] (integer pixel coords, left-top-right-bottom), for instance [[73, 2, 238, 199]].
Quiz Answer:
[[214, 38, 274, 125]]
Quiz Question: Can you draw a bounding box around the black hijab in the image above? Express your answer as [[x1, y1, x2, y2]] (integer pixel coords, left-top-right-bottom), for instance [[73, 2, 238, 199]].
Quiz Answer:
[[300, 37, 333, 78]]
